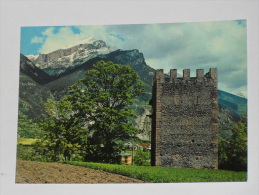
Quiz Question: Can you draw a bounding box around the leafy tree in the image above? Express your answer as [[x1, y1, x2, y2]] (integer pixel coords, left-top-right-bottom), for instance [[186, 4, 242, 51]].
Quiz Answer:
[[134, 150, 151, 166], [66, 61, 146, 163], [17, 144, 34, 160], [219, 114, 247, 171], [34, 99, 88, 162], [35, 61, 146, 163], [240, 112, 247, 125], [228, 122, 247, 171], [18, 112, 40, 138], [218, 139, 228, 169]]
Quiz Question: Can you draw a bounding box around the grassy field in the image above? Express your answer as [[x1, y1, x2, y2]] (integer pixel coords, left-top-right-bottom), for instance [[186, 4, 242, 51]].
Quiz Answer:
[[64, 161, 247, 183]]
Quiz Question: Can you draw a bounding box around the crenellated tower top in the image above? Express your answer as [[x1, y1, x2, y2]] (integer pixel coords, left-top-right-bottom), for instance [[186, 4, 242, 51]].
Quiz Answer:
[[153, 68, 217, 83]]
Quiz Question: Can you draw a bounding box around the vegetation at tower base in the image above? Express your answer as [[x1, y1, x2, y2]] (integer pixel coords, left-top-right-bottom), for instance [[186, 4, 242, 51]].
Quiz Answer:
[[133, 150, 151, 166], [218, 113, 247, 171], [33, 61, 146, 163]]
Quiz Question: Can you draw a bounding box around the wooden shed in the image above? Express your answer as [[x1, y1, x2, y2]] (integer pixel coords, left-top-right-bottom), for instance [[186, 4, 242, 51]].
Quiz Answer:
[[120, 153, 132, 165]]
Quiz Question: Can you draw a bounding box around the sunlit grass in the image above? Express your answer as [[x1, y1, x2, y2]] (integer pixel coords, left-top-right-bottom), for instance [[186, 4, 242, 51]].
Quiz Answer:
[[64, 161, 247, 183]]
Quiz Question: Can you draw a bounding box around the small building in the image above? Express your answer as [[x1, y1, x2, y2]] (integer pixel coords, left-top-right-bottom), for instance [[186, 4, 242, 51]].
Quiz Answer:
[[129, 144, 138, 150], [120, 152, 133, 165], [139, 144, 151, 150]]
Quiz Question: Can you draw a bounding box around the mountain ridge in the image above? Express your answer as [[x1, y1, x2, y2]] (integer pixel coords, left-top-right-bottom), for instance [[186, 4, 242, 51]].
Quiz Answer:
[[27, 40, 112, 75], [20, 54, 55, 85]]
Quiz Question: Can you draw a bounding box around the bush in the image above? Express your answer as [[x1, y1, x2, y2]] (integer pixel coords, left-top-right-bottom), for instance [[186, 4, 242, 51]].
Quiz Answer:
[[17, 144, 34, 161], [17, 144, 47, 162], [219, 121, 247, 171], [133, 150, 150, 166]]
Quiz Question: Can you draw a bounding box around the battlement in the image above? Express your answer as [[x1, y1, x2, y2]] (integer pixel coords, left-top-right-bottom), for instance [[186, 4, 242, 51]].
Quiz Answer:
[[153, 68, 217, 84]]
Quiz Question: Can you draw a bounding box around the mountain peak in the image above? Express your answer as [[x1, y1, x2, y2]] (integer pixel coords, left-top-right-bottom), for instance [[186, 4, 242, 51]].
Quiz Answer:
[[26, 40, 112, 75], [62, 36, 94, 50]]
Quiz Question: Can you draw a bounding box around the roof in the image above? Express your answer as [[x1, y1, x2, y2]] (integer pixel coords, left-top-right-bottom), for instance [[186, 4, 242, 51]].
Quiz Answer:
[[140, 144, 151, 147], [120, 152, 132, 157]]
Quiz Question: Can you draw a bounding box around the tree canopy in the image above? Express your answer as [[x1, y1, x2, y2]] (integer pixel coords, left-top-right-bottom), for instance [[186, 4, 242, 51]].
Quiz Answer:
[[218, 113, 247, 171], [35, 61, 146, 163]]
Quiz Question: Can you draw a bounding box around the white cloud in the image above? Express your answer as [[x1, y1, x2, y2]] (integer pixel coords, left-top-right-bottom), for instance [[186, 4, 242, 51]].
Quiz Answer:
[[100, 21, 247, 95], [31, 36, 44, 43], [35, 21, 247, 95], [42, 27, 55, 36], [37, 27, 92, 54]]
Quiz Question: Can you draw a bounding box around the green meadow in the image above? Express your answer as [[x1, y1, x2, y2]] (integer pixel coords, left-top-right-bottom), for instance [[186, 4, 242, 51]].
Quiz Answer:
[[65, 161, 247, 183]]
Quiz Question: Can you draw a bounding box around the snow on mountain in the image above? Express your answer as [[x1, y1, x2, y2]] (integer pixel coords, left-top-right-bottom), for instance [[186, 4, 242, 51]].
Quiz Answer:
[[62, 36, 94, 50], [26, 40, 113, 75], [27, 54, 39, 61]]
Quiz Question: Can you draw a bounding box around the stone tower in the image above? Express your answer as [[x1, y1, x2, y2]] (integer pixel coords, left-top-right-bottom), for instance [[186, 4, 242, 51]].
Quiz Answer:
[[150, 68, 218, 169]]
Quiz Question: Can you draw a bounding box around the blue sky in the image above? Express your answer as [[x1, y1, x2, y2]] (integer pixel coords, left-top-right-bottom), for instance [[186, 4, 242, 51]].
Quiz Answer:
[[20, 20, 247, 96], [21, 26, 67, 55]]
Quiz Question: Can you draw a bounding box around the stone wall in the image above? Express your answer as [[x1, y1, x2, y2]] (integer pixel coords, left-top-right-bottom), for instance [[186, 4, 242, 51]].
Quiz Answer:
[[150, 68, 218, 169]]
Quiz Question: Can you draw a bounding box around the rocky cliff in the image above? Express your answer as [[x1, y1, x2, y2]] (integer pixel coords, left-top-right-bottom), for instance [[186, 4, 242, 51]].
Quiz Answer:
[[27, 40, 111, 75], [20, 54, 54, 84]]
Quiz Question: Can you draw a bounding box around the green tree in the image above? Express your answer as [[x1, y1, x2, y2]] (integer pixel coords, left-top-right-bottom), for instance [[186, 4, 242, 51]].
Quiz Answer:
[[66, 61, 146, 163], [34, 99, 88, 162], [218, 138, 230, 170], [18, 112, 40, 138], [35, 61, 146, 163], [219, 114, 247, 171], [228, 122, 247, 171], [134, 150, 151, 166]]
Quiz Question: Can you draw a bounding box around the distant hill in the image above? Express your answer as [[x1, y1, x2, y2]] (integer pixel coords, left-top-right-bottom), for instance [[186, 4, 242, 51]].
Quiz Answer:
[[19, 54, 54, 121], [20, 54, 54, 84], [218, 90, 247, 115]]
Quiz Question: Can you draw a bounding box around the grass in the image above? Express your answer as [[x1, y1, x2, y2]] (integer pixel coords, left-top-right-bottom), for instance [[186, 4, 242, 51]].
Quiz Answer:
[[18, 138, 37, 146], [64, 161, 247, 183]]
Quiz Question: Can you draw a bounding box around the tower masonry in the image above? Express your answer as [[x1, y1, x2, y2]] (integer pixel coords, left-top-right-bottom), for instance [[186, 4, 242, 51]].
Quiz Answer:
[[150, 68, 218, 169]]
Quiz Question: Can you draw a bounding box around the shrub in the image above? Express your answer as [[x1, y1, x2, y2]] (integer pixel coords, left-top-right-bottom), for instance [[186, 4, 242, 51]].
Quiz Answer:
[[133, 150, 150, 166], [219, 121, 247, 171]]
